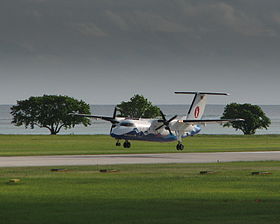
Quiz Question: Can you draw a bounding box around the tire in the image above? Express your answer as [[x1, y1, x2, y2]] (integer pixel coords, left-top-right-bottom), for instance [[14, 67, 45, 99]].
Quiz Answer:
[[176, 143, 184, 151], [123, 141, 131, 148]]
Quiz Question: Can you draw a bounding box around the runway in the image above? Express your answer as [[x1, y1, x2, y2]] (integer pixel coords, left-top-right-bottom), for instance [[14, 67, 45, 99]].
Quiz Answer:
[[0, 151, 280, 167]]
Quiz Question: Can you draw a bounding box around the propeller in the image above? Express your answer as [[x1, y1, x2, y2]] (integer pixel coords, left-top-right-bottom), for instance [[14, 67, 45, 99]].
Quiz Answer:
[[156, 111, 177, 135], [110, 107, 118, 132], [112, 107, 117, 122]]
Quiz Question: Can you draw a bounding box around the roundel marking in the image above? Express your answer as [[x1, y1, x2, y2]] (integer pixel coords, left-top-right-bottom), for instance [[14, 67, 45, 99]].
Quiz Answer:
[[194, 106, 200, 118]]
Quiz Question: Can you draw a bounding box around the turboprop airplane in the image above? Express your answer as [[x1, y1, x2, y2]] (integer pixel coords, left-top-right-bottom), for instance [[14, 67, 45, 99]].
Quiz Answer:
[[70, 92, 243, 150]]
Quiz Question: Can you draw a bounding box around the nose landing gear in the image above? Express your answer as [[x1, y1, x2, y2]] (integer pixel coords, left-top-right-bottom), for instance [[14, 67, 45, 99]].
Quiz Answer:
[[115, 140, 121, 147]]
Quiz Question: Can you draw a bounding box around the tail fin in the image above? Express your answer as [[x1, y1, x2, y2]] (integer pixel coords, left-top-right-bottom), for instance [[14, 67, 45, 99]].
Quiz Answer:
[[175, 92, 228, 120]]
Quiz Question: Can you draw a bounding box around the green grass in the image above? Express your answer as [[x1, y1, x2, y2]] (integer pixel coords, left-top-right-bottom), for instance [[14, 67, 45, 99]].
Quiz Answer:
[[0, 135, 279, 156], [0, 162, 280, 223]]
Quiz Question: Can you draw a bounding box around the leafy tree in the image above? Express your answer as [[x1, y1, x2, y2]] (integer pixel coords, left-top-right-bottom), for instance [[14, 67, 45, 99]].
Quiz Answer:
[[11, 95, 91, 135], [117, 94, 161, 118], [221, 103, 271, 135]]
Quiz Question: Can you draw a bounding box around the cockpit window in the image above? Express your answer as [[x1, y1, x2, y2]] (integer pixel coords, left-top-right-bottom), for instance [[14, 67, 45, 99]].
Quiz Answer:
[[120, 122, 135, 127]]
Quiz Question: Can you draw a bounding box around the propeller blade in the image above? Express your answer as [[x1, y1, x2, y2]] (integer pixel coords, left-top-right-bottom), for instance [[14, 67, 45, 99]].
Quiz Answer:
[[155, 111, 177, 134], [166, 126, 172, 135], [160, 111, 167, 121], [167, 115, 177, 123], [113, 107, 117, 119], [110, 107, 118, 132], [155, 124, 165, 131]]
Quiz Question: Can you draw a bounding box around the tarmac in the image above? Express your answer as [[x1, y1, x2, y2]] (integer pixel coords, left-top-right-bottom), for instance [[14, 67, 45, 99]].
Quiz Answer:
[[0, 151, 280, 167]]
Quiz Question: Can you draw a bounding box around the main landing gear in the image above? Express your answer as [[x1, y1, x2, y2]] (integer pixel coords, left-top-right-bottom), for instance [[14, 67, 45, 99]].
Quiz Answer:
[[176, 142, 184, 151], [123, 140, 131, 148], [175, 133, 184, 151], [115, 140, 131, 148]]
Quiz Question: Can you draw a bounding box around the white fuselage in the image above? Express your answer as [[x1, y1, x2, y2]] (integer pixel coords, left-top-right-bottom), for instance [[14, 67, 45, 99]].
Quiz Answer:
[[110, 118, 201, 142]]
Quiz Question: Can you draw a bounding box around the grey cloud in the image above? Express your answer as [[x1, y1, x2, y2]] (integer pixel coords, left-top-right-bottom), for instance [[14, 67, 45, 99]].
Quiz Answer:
[[272, 13, 280, 25], [105, 10, 129, 31], [74, 23, 108, 37], [0, 0, 280, 104], [125, 11, 189, 33], [178, 1, 277, 37]]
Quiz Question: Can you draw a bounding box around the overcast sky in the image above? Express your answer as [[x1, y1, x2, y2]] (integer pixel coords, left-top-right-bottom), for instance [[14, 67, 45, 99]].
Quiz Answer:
[[1, 0, 280, 105]]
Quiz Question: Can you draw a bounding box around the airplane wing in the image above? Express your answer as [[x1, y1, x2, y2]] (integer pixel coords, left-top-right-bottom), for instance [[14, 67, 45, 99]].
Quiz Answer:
[[181, 118, 244, 125], [69, 113, 119, 123]]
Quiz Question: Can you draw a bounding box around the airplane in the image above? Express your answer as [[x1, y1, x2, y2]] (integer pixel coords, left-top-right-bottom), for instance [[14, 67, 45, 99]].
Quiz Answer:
[[70, 92, 243, 150]]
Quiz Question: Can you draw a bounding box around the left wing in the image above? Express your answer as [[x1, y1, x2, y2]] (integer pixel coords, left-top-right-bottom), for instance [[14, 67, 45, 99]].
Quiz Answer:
[[69, 113, 119, 124], [69, 107, 119, 124], [180, 119, 244, 125]]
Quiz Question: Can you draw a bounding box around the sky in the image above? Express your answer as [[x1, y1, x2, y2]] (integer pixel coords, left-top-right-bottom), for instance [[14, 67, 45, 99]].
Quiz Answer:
[[1, 0, 280, 105]]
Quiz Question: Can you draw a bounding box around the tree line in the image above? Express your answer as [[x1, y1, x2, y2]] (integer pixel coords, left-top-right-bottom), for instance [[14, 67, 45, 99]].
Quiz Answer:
[[10, 94, 271, 135]]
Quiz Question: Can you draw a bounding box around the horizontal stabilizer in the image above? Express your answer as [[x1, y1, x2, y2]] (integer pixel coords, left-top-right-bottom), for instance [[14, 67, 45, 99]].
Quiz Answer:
[[175, 92, 229, 96], [175, 91, 229, 120], [181, 118, 244, 125]]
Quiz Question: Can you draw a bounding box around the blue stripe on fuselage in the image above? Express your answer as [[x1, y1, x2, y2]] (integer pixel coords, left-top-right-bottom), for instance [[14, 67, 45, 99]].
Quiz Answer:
[[111, 132, 177, 142], [111, 125, 201, 142]]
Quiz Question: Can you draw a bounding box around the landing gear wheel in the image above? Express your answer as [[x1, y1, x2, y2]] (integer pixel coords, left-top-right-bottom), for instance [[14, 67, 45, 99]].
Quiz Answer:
[[123, 141, 131, 148], [116, 141, 121, 147], [176, 143, 184, 151]]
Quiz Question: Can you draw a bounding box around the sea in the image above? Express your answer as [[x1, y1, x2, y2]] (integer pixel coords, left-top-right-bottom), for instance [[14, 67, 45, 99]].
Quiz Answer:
[[0, 105, 279, 135]]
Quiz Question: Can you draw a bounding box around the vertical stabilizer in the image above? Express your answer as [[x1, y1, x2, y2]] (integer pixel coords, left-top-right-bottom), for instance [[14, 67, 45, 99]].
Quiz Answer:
[[186, 93, 207, 120], [175, 92, 229, 120]]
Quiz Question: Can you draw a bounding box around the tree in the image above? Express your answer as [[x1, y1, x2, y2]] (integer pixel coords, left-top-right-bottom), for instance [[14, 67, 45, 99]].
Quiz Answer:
[[221, 103, 271, 135], [116, 94, 161, 118], [11, 95, 91, 135]]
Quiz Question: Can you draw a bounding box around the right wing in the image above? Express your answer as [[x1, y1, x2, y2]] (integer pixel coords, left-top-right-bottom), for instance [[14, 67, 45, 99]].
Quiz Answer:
[[181, 118, 244, 125]]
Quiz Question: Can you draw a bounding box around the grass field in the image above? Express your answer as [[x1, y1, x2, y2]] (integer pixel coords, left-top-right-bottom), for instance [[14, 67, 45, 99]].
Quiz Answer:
[[0, 135, 279, 156], [0, 162, 280, 224]]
